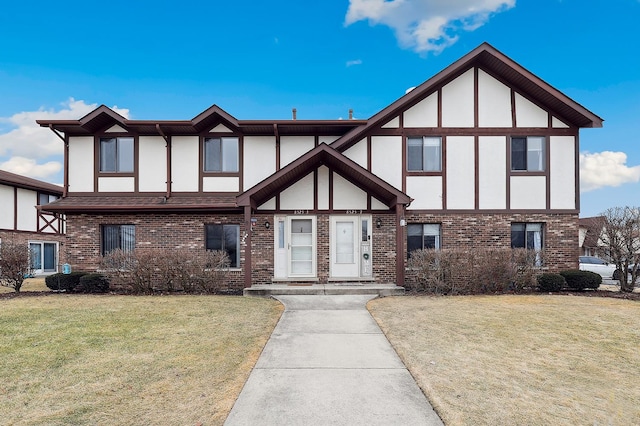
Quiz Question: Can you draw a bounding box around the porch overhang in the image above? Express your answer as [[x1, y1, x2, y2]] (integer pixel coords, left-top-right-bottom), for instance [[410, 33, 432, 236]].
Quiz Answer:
[[236, 143, 411, 210]]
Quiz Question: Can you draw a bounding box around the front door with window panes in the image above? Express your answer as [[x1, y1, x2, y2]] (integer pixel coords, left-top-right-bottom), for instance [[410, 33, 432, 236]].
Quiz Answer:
[[287, 217, 316, 277]]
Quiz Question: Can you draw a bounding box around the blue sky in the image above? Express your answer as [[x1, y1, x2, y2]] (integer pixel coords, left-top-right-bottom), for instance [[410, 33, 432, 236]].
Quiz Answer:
[[0, 0, 638, 217]]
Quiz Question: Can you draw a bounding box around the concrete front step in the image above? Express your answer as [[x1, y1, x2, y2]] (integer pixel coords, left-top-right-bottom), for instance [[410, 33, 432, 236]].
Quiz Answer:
[[243, 283, 405, 297]]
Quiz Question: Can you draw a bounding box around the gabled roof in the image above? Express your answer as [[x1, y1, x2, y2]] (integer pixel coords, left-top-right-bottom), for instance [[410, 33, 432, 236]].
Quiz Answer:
[[0, 170, 63, 194], [331, 42, 604, 151], [37, 105, 366, 137], [237, 143, 411, 209]]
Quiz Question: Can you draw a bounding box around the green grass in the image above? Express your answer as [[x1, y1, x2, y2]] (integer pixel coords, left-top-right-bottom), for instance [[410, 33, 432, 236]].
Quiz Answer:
[[368, 295, 640, 425], [0, 294, 282, 425]]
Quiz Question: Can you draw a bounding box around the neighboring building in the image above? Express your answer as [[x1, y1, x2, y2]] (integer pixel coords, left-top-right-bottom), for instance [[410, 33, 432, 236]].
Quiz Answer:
[[0, 170, 65, 275], [579, 216, 607, 257], [37, 43, 602, 288]]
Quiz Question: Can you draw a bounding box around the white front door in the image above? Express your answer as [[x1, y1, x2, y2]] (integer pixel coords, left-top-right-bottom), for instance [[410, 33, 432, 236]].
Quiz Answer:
[[287, 216, 316, 278], [330, 215, 372, 278]]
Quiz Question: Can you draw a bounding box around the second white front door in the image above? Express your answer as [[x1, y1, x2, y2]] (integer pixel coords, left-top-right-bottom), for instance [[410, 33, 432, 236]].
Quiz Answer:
[[330, 215, 372, 278]]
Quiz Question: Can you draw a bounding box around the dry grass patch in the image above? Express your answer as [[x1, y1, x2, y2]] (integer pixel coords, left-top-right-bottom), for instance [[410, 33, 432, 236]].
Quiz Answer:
[[0, 277, 49, 293], [0, 294, 282, 425], [368, 295, 640, 425]]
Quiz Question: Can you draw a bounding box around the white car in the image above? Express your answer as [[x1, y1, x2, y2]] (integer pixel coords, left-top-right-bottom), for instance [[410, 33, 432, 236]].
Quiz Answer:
[[579, 256, 620, 279]]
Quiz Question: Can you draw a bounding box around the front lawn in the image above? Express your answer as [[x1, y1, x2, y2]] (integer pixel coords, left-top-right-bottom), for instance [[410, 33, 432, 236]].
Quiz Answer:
[[368, 295, 640, 425], [0, 295, 282, 425]]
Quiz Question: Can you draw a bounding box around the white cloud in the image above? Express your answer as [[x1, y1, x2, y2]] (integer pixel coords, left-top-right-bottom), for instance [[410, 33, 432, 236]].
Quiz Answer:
[[0, 98, 130, 159], [346, 59, 363, 67], [344, 0, 515, 53], [0, 156, 62, 180], [580, 151, 640, 192]]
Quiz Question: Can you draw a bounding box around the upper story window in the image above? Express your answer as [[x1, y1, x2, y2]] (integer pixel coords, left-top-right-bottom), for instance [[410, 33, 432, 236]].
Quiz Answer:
[[38, 193, 59, 205], [204, 137, 239, 172], [407, 223, 441, 258], [100, 137, 134, 172], [407, 136, 441, 172], [511, 136, 545, 171]]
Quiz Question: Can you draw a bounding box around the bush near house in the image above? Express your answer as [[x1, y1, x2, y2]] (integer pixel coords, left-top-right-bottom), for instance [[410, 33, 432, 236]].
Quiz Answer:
[[559, 270, 601, 291], [77, 273, 110, 293], [537, 273, 566, 292], [101, 248, 230, 294], [406, 247, 544, 295], [0, 241, 32, 292], [45, 272, 88, 292]]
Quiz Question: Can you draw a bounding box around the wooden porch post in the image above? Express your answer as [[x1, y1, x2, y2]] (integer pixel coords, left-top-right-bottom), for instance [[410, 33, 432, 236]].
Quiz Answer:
[[244, 205, 252, 288], [395, 204, 405, 286]]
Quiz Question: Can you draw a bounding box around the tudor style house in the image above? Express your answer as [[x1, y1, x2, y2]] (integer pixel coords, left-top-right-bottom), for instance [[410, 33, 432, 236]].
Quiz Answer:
[[38, 43, 602, 288], [0, 170, 64, 274]]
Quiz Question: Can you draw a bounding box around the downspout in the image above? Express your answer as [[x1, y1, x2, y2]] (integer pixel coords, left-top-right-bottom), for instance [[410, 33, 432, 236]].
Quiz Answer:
[[156, 124, 171, 199], [48, 124, 68, 197], [395, 203, 406, 287], [244, 205, 252, 289]]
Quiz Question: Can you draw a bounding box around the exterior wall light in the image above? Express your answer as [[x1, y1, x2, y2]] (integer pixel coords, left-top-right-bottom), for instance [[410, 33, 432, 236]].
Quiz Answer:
[[264, 221, 270, 229], [376, 218, 382, 228]]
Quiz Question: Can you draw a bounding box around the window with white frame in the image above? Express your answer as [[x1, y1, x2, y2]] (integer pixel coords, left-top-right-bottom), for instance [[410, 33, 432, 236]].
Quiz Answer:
[[511, 136, 545, 171], [100, 137, 134, 172], [101, 224, 136, 255], [407, 136, 442, 172], [407, 224, 441, 258], [205, 224, 240, 268], [203, 137, 239, 172]]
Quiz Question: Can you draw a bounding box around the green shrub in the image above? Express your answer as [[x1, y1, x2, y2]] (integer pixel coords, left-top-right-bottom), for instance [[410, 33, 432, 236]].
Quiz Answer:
[[77, 273, 110, 293], [45, 271, 88, 292], [560, 270, 601, 291], [537, 273, 566, 292]]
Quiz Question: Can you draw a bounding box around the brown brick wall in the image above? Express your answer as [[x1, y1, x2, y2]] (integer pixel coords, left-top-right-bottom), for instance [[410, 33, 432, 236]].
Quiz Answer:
[[403, 212, 579, 272], [64, 211, 578, 287], [0, 230, 66, 273]]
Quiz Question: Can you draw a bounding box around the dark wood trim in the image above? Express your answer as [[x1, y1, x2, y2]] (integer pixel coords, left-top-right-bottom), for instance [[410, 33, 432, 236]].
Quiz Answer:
[[13, 187, 18, 230], [244, 205, 252, 288], [474, 67, 479, 128], [474, 135, 479, 210], [506, 135, 511, 209], [511, 89, 517, 128], [396, 205, 404, 286], [166, 136, 172, 198], [402, 134, 407, 193], [313, 170, 318, 211], [370, 127, 577, 137], [441, 136, 447, 210], [545, 136, 551, 210], [328, 170, 334, 211], [437, 89, 442, 128], [63, 136, 69, 198], [574, 133, 581, 211]]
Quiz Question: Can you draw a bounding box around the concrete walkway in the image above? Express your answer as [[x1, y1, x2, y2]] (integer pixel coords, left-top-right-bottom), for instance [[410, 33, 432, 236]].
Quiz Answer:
[[224, 295, 443, 425]]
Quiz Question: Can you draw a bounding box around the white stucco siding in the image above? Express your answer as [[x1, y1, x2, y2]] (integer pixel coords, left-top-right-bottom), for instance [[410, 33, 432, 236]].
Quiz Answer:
[[478, 69, 512, 127], [442, 69, 474, 128], [318, 136, 339, 144], [138, 136, 167, 192], [403, 92, 438, 127], [510, 176, 546, 209], [317, 166, 329, 210], [552, 116, 569, 128], [343, 139, 367, 168], [333, 174, 367, 210], [371, 136, 402, 190], [209, 124, 232, 132], [98, 177, 135, 192], [280, 136, 314, 167], [257, 197, 276, 210], [202, 177, 240, 192], [478, 136, 507, 209], [446, 136, 475, 209], [16, 188, 36, 231], [550, 136, 576, 209], [406, 176, 442, 210], [243, 136, 276, 189], [515, 93, 548, 127], [105, 124, 127, 133], [280, 173, 314, 210], [371, 197, 388, 210], [68, 136, 94, 192], [171, 136, 199, 192], [381, 116, 400, 128], [0, 185, 14, 229]]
